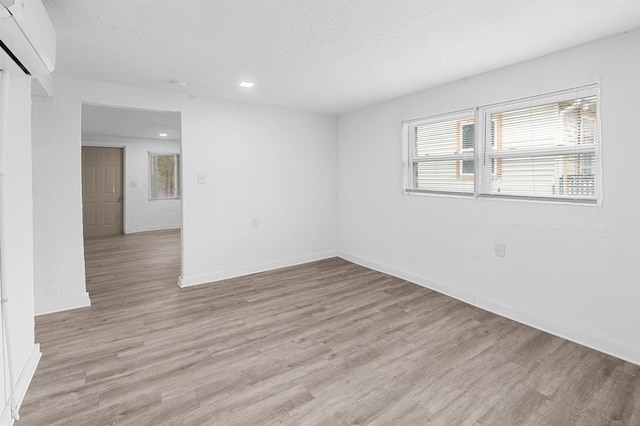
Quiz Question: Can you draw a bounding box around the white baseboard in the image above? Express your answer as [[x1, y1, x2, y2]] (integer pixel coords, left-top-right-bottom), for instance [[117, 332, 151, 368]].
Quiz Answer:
[[126, 225, 181, 234], [34, 292, 91, 316], [178, 251, 338, 288], [0, 344, 41, 426], [339, 251, 640, 366]]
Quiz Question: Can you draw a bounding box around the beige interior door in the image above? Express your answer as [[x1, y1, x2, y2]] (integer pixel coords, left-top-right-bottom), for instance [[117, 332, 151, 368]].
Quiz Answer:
[[82, 146, 123, 238]]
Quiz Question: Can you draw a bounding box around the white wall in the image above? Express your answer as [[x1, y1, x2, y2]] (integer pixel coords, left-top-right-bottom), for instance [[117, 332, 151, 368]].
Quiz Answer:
[[0, 72, 41, 425], [32, 94, 91, 316], [179, 96, 338, 285], [337, 29, 640, 364], [82, 135, 182, 234], [31, 78, 338, 313]]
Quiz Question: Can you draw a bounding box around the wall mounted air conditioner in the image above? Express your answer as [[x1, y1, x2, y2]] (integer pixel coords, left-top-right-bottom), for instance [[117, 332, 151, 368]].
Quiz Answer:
[[0, 0, 55, 94]]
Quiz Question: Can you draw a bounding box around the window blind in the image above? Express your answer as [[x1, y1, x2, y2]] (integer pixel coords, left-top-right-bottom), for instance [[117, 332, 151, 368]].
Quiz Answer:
[[480, 87, 599, 203], [403, 84, 600, 204], [407, 110, 475, 195]]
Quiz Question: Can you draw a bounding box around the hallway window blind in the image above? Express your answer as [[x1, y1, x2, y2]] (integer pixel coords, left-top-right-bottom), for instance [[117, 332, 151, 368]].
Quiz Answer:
[[149, 153, 181, 199]]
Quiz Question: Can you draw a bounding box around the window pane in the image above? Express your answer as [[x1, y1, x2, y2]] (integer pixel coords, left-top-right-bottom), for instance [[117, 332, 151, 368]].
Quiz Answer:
[[461, 123, 474, 150], [411, 114, 474, 194], [462, 159, 474, 174], [488, 153, 594, 199], [493, 95, 597, 151], [150, 154, 180, 199], [485, 93, 598, 201], [415, 117, 473, 156], [414, 160, 474, 194], [499, 105, 561, 150]]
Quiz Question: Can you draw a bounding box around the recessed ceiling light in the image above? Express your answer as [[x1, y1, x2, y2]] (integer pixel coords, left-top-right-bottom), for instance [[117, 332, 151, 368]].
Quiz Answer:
[[159, 133, 168, 137], [239, 81, 254, 88]]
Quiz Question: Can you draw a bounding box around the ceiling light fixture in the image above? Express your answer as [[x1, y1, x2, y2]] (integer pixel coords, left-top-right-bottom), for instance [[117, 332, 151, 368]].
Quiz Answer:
[[159, 133, 168, 137], [239, 81, 254, 88]]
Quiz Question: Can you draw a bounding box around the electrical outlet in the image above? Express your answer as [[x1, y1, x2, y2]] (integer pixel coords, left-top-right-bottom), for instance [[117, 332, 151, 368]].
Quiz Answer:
[[495, 243, 506, 257]]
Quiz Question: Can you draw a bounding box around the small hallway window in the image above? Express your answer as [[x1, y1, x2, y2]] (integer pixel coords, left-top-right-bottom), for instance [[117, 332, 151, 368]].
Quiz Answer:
[[149, 153, 181, 199]]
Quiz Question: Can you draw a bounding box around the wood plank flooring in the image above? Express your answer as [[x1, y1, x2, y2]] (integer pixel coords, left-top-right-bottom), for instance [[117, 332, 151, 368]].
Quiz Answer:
[[20, 229, 640, 425]]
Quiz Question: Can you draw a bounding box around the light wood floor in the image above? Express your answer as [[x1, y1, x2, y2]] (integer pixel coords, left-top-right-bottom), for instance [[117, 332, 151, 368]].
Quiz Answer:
[[20, 229, 640, 425]]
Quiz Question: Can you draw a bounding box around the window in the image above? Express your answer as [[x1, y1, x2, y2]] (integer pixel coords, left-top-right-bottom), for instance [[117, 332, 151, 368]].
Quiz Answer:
[[457, 118, 500, 178], [404, 109, 475, 196], [403, 84, 600, 204], [149, 153, 181, 199]]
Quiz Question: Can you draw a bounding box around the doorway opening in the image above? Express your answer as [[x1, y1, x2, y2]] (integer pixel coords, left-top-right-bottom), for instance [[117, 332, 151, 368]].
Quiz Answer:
[[80, 103, 183, 281]]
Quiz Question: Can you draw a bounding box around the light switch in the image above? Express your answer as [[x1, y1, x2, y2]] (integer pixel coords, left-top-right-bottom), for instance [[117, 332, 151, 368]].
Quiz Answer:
[[197, 172, 205, 184], [130, 180, 137, 188]]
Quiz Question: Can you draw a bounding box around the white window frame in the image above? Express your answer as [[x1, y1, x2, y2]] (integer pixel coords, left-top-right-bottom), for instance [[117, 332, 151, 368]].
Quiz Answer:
[[402, 108, 476, 197], [578, 115, 596, 175], [461, 118, 498, 177], [460, 121, 474, 176], [149, 152, 181, 200], [403, 84, 601, 205], [478, 84, 600, 204]]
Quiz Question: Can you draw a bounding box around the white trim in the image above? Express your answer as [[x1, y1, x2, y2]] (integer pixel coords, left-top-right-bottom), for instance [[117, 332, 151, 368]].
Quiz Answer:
[[177, 251, 338, 288], [486, 144, 596, 159], [126, 225, 181, 234], [401, 121, 411, 192], [339, 251, 640, 366], [459, 121, 474, 176], [34, 292, 91, 316], [0, 344, 41, 426], [412, 152, 474, 163], [480, 83, 599, 114]]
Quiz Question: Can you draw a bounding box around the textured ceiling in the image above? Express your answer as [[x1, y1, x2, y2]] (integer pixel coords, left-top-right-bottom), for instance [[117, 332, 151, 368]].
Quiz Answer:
[[82, 104, 181, 140], [45, 0, 640, 115]]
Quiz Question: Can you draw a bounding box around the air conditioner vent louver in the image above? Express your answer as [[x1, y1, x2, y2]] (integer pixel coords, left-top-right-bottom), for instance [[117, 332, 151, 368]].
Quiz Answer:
[[0, 0, 56, 77]]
